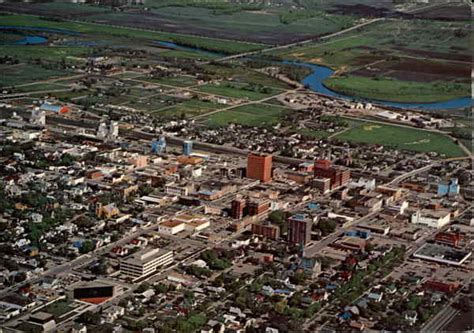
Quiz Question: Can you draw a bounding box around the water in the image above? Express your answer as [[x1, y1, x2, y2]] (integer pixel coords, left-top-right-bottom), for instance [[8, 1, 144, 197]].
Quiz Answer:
[[15, 35, 48, 45], [284, 60, 472, 111], [154, 40, 225, 57]]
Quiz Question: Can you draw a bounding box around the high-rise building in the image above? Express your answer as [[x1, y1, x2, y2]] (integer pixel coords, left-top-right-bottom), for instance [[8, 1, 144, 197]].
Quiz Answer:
[[247, 153, 272, 183], [314, 159, 350, 190], [231, 198, 247, 219], [248, 199, 270, 216], [183, 140, 193, 156], [288, 214, 312, 246]]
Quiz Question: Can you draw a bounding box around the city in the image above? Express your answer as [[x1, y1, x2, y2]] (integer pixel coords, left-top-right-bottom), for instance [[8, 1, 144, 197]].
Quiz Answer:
[[0, 0, 472, 332]]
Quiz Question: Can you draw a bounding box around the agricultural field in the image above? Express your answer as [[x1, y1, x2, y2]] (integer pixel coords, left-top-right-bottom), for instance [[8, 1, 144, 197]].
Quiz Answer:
[[0, 14, 264, 54], [206, 104, 289, 127], [274, 19, 472, 103], [0, 2, 357, 44], [335, 120, 466, 157]]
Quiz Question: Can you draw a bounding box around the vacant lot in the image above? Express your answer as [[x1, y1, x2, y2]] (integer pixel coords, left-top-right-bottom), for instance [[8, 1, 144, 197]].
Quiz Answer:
[[335, 121, 465, 157], [207, 104, 288, 127]]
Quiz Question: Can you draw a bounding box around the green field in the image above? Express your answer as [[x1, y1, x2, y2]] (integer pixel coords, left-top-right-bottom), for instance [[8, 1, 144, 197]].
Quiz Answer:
[[157, 99, 223, 118], [197, 82, 281, 100], [207, 104, 288, 127], [274, 19, 471, 103], [0, 64, 68, 87], [335, 121, 465, 157], [324, 76, 470, 103]]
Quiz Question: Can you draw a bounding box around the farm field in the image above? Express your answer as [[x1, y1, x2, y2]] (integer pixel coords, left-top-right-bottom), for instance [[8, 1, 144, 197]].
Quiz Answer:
[[324, 76, 470, 103], [206, 104, 288, 127], [0, 14, 265, 54], [0, 2, 357, 44], [274, 19, 472, 103], [335, 121, 466, 157]]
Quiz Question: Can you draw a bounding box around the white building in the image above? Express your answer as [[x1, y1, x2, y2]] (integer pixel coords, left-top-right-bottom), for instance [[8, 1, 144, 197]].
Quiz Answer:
[[120, 248, 173, 279], [411, 209, 451, 229], [158, 220, 186, 235]]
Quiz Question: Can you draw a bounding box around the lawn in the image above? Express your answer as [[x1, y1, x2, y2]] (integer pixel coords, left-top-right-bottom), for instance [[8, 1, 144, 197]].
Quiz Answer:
[[324, 76, 470, 103], [148, 75, 198, 87], [335, 121, 466, 157], [40, 300, 74, 319], [197, 82, 281, 101], [207, 104, 288, 127]]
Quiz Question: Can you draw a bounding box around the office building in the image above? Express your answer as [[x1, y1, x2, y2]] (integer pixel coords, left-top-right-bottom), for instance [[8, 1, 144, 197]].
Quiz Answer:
[[288, 214, 312, 246], [120, 248, 173, 279], [251, 223, 280, 240], [248, 199, 270, 216], [314, 159, 350, 190], [231, 198, 247, 219], [247, 153, 272, 183], [183, 140, 193, 156]]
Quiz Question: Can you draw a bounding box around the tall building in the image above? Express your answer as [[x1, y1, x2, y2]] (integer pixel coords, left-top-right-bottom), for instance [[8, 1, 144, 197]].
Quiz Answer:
[[247, 153, 272, 183], [152, 136, 167, 154], [231, 198, 247, 219], [183, 140, 193, 156], [288, 214, 312, 246], [314, 159, 350, 190]]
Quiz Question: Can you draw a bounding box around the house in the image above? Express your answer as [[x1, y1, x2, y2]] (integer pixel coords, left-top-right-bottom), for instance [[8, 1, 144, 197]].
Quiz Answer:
[[404, 310, 418, 325], [96, 203, 120, 219]]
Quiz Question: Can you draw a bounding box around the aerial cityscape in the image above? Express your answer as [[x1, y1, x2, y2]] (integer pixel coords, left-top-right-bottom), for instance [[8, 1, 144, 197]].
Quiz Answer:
[[0, 0, 472, 332]]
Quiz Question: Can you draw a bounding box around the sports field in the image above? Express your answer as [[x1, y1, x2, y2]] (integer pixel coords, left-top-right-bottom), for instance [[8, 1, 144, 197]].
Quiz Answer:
[[335, 121, 466, 157], [207, 104, 288, 127]]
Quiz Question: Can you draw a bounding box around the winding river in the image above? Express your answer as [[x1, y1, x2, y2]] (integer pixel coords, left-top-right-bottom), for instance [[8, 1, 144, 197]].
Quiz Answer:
[[1, 25, 471, 111]]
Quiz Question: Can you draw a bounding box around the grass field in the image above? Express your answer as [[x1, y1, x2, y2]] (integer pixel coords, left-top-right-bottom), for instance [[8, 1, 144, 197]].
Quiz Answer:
[[157, 99, 223, 118], [335, 121, 465, 157], [207, 104, 288, 127], [274, 19, 471, 103], [324, 76, 470, 103], [0, 64, 68, 87], [197, 82, 281, 101]]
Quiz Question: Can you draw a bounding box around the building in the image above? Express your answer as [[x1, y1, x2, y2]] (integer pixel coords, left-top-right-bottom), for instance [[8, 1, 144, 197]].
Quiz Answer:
[[437, 178, 460, 197], [40, 103, 69, 114], [248, 199, 270, 216], [30, 108, 46, 127], [411, 209, 451, 229], [434, 231, 462, 247], [73, 284, 116, 304], [287, 214, 312, 246], [158, 220, 186, 235], [314, 159, 350, 190], [251, 223, 280, 240], [96, 203, 120, 219], [120, 248, 173, 279], [313, 178, 331, 194], [247, 153, 272, 183], [151, 137, 167, 154], [231, 198, 247, 219], [423, 280, 459, 294], [413, 243, 471, 266], [183, 140, 193, 156], [26, 312, 56, 333]]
